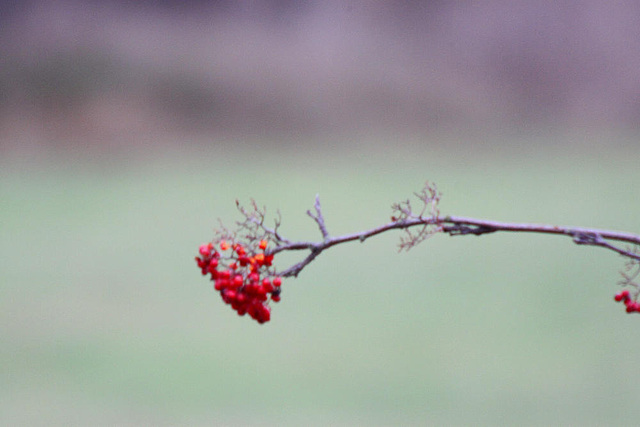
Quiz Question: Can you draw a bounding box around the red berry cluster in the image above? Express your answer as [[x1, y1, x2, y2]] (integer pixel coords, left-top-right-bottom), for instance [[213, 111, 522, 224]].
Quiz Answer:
[[614, 289, 640, 313], [195, 239, 282, 324]]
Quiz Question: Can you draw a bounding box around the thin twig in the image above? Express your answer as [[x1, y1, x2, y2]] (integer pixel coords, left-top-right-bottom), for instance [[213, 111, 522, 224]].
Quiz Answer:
[[234, 185, 640, 279], [306, 194, 330, 240], [270, 215, 640, 277]]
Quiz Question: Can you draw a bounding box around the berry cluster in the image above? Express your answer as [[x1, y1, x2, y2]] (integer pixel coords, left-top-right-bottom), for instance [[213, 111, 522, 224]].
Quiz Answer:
[[614, 289, 640, 313], [195, 239, 282, 324]]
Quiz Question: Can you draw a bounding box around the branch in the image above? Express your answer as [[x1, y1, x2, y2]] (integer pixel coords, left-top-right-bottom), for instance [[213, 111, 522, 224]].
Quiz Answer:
[[307, 194, 330, 240], [270, 215, 640, 277], [441, 216, 640, 261], [199, 182, 640, 323], [231, 182, 640, 277]]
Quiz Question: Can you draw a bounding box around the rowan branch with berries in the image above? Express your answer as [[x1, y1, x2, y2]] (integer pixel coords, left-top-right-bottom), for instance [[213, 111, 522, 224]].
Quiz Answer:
[[196, 181, 640, 324]]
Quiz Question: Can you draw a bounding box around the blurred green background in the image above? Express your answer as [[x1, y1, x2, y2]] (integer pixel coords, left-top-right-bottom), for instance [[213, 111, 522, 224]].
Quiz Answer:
[[2, 2, 640, 426]]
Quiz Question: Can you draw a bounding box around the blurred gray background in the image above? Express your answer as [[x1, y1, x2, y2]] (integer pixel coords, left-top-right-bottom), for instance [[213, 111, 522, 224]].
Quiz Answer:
[[2, 2, 640, 426], [2, 0, 640, 146]]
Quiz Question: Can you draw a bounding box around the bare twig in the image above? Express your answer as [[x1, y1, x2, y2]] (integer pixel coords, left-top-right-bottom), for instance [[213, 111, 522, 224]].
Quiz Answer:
[[232, 183, 640, 281], [306, 194, 330, 240], [201, 182, 640, 322], [270, 214, 640, 277], [441, 216, 640, 261]]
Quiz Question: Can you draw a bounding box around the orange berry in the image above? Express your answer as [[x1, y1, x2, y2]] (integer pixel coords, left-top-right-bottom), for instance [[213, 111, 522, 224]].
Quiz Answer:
[[220, 240, 230, 251], [259, 240, 268, 250], [254, 253, 265, 264]]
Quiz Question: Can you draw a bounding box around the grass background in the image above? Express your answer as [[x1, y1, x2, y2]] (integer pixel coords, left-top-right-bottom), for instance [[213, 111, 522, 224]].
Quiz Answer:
[[2, 133, 640, 426]]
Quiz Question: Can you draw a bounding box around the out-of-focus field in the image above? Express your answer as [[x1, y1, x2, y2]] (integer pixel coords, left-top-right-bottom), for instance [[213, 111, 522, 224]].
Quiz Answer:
[[2, 134, 640, 426]]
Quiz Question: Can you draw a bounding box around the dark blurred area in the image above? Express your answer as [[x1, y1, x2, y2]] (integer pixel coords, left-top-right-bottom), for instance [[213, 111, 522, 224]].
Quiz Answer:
[[1, 0, 640, 149]]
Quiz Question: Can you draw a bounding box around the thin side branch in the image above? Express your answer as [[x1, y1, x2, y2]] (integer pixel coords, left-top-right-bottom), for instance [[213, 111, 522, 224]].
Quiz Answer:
[[307, 194, 330, 240]]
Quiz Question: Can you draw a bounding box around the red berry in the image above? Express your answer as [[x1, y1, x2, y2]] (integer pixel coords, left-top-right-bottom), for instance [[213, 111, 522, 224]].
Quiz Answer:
[[255, 285, 268, 301], [624, 299, 639, 312], [223, 289, 237, 303], [232, 275, 244, 288], [196, 257, 208, 274], [196, 235, 281, 324], [199, 243, 213, 257], [258, 306, 271, 323], [262, 278, 274, 292], [249, 283, 262, 295], [248, 302, 270, 324]]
